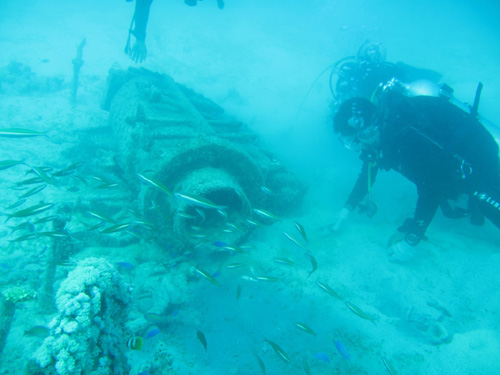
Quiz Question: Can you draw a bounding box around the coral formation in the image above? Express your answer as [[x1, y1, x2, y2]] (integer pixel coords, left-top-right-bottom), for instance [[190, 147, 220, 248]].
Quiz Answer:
[[34, 257, 131, 375], [2, 285, 37, 303]]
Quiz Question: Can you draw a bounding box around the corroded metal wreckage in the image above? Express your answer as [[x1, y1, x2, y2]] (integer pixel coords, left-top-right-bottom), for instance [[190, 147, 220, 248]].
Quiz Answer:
[[102, 67, 306, 248]]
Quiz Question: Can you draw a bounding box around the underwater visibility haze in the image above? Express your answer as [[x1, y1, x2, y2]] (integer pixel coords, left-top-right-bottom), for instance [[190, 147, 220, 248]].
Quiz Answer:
[[0, 0, 499, 374]]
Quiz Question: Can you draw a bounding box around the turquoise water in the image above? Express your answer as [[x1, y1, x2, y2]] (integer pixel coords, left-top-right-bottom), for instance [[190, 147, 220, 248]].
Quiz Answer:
[[0, 1, 499, 374]]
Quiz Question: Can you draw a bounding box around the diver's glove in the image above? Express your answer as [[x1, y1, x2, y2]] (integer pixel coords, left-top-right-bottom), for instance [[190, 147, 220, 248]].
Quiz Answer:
[[321, 207, 350, 234], [331, 207, 350, 233], [386, 218, 426, 262], [397, 218, 426, 246]]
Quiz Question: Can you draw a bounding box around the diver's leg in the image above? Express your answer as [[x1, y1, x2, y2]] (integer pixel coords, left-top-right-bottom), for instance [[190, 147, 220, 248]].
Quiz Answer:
[[472, 190, 500, 229]]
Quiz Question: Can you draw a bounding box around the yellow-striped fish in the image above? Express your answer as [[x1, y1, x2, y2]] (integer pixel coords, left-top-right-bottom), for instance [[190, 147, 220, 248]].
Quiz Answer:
[[274, 257, 295, 267], [294, 322, 316, 336], [316, 281, 343, 300], [255, 276, 281, 282], [0, 128, 47, 137], [344, 301, 376, 324], [31, 166, 57, 186], [4, 203, 54, 222], [194, 267, 219, 286], [137, 173, 172, 196], [265, 339, 290, 363], [100, 223, 131, 234], [0, 160, 25, 170], [294, 221, 308, 242], [282, 232, 307, 250], [255, 354, 266, 375], [252, 208, 280, 222], [87, 210, 116, 223], [382, 356, 398, 375], [305, 253, 317, 277], [175, 192, 225, 210]]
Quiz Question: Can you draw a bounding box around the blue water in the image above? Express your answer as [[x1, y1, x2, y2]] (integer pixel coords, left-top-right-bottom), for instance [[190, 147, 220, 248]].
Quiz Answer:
[[0, 1, 499, 374]]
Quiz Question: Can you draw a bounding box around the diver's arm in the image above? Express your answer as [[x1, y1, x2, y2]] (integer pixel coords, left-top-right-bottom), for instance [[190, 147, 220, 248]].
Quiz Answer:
[[398, 184, 440, 245], [132, 0, 153, 42], [128, 0, 153, 63], [329, 161, 378, 233], [345, 159, 378, 211]]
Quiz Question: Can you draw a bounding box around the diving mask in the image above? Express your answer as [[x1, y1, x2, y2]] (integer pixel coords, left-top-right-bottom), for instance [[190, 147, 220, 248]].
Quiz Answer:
[[339, 109, 380, 150]]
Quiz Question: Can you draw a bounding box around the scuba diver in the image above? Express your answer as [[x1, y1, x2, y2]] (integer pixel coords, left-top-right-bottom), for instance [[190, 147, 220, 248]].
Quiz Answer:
[[124, 0, 225, 64], [332, 78, 500, 261]]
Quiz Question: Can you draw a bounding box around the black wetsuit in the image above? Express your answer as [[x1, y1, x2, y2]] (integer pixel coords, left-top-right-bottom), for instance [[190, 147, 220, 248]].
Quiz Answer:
[[346, 94, 500, 243]]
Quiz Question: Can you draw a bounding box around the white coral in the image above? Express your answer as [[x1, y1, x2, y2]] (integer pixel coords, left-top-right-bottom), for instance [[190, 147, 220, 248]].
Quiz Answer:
[[34, 257, 131, 375]]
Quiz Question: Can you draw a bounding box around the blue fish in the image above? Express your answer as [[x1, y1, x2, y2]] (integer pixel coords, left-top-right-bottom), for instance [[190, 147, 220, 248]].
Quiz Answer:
[[117, 262, 135, 269], [212, 271, 221, 278], [145, 328, 160, 339], [334, 340, 351, 360], [213, 240, 228, 247], [314, 352, 330, 363]]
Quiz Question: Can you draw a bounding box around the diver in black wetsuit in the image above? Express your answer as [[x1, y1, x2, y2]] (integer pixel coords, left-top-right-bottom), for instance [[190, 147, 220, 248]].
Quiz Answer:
[[332, 81, 500, 260]]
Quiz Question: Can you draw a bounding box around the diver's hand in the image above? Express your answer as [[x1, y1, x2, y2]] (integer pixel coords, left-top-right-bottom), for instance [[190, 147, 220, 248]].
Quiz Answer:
[[322, 207, 350, 234], [129, 39, 148, 63], [387, 240, 416, 263], [333, 207, 350, 232]]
